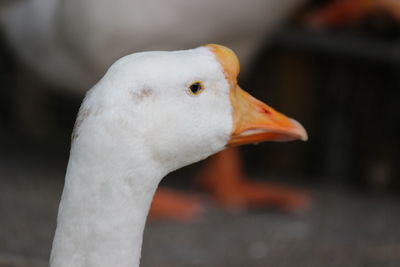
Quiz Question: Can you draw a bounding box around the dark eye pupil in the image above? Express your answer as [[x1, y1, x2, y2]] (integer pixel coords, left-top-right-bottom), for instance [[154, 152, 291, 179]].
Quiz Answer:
[[190, 82, 201, 94]]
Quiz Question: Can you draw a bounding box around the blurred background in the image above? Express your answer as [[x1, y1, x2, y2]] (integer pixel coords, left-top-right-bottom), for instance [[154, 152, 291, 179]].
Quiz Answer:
[[1, 0, 400, 266]]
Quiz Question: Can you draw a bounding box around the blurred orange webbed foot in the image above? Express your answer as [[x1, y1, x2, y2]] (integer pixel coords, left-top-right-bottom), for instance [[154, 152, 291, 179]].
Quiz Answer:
[[195, 148, 311, 213], [149, 188, 204, 222], [305, 0, 400, 29]]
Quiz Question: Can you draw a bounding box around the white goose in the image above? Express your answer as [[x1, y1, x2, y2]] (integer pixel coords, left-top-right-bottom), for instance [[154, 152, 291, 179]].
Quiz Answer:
[[50, 44, 307, 267]]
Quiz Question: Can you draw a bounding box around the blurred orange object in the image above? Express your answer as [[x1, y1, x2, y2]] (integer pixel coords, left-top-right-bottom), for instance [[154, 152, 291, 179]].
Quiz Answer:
[[149, 148, 310, 221], [306, 0, 400, 28], [196, 148, 310, 212]]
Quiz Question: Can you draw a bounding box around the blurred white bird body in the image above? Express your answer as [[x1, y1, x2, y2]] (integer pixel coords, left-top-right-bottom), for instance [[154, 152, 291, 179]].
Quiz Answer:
[[49, 44, 307, 267], [0, 0, 305, 93]]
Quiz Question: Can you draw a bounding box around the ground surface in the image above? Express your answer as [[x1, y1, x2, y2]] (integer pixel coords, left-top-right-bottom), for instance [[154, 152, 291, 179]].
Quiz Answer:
[[0, 150, 399, 267]]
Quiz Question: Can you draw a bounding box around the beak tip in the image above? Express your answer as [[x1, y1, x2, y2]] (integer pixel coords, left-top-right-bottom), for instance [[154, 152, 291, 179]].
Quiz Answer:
[[299, 128, 308, 141], [290, 119, 308, 142]]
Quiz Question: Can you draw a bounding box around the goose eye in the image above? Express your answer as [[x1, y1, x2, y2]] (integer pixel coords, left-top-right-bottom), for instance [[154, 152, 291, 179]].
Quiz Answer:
[[188, 81, 204, 96]]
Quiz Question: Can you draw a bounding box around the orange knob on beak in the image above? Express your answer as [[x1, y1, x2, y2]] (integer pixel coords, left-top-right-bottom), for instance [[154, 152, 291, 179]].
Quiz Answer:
[[206, 44, 308, 147]]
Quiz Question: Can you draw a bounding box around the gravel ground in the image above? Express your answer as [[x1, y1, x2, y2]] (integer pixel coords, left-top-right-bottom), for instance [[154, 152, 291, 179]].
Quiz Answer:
[[0, 154, 399, 267]]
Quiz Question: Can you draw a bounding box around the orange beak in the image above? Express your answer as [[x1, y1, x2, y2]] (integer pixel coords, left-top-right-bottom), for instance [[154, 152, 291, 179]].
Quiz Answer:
[[206, 44, 308, 147], [228, 85, 308, 146]]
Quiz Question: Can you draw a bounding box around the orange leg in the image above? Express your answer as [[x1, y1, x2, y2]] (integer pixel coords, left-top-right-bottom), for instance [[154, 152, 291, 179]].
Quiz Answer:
[[195, 148, 311, 212]]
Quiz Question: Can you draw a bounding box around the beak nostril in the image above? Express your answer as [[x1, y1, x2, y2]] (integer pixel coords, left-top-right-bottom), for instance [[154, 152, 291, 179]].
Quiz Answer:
[[262, 108, 271, 114]]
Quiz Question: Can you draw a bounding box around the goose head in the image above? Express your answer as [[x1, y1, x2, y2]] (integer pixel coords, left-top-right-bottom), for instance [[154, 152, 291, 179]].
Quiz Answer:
[[73, 44, 307, 174]]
